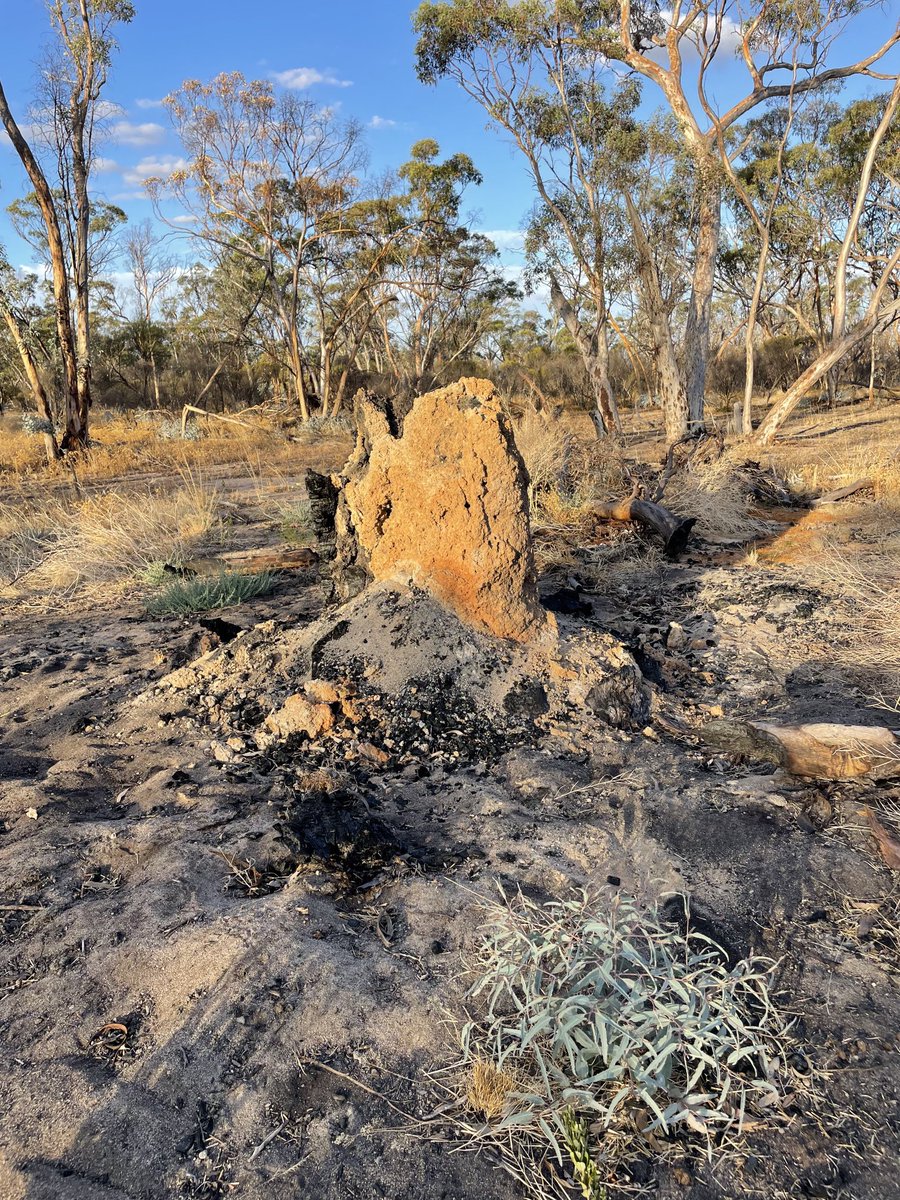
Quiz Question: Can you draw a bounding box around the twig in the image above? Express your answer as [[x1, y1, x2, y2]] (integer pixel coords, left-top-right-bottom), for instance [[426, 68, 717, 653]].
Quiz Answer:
[[268, 1153, 310, 1180], [653, 432, 699, 502], [246, 1120, 287, 1162], [294, 1056, 419, 1123]]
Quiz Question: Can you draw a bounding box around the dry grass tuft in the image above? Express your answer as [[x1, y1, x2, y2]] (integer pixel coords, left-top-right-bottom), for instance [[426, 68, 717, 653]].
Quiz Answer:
[[0, 475, 224, 594], [666, 454, 761, 540], [763, 403, 900, 502], [515, 409, 580, 497], [466, 1059, 517, 1121], [515, 410, 627, 511], [810, 547, 900, 688], [0, 407, 352, 484]]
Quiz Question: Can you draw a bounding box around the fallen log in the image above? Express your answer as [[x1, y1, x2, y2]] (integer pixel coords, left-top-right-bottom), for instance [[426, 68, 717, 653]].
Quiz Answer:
[[704, 718, 900, 780], [175, 545, 320, 577], [811, 478, 874, 506], [593, 494, 697, 558], [180, 404, 270, 437]]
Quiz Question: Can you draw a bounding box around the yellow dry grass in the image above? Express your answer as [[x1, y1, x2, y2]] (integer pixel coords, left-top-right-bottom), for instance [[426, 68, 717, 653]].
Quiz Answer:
[[762, 402, 900, 499], [753, 400, 900, 688], [0, 472, 223, 594], [0, 409, 352, 484], [666, 452, 762, 540], [465, 1058, 517, 1121]]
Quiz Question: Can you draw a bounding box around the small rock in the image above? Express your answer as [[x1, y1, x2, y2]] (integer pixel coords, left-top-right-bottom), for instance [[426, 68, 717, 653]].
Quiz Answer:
[[210, 740, 235, 763], [304, 678, 344, 704], [265, 694, 335, 740], [666, 622, 687, 650], [358, 741, 390, 765]]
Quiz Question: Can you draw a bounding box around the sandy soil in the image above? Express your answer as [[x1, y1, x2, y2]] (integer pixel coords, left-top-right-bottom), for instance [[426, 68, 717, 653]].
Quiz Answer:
[[1, 454, 899, 1200]]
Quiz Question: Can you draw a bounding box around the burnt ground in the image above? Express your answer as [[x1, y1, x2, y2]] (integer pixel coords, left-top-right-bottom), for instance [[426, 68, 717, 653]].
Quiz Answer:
[[1, 516, 899, 1200]]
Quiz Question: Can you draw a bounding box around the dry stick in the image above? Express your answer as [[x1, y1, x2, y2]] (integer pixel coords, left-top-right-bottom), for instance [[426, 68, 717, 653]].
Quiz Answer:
[[246, 1120, 287, 1163], [810, 478, 875, 506], [267, 1154, 310, 1181], [180, 404, 269, 437], [294, 1057, 425, 1125], [653, 432, 699, 502]]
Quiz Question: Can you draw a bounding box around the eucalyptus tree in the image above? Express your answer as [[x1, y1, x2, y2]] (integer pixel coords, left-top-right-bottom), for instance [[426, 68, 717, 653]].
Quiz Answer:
[[414, 2, 654, 436], [620, 119, 693, 438], [41, 0, 135, 432], [364, 140, 518, 399], [122, 220, 180, 404], [0, 83, 82, 447], [611, 0, 898, 429], [0, 246, 60, 460], [0, 0, 133, 447], [754, 79, 900, 443], [155, 73, 377, 419], [417, 1, 899, 433]]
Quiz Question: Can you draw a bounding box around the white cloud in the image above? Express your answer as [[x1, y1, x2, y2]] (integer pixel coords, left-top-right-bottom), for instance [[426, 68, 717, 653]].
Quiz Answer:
[[122, 155, 188, 185], [95, 100, 126, 121], [655, 9, 742, 62], [271, 66, 352, 89], [135, 97, 166, 109], [481, 229, 526, 253], [368, 115, 397, 130], [109, 120, 166, 147], [92, 156, 119, 173], [169, 213, 197, 225]]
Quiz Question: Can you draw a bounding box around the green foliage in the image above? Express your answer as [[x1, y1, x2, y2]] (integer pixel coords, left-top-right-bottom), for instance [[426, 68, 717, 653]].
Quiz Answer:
[[158, 417, 201, 441], [560, 1108, 605, 1200], [137, 559, 172, 587], [21, 414, 55, 436], [413, 2, 657, 84], [278, 501, 313, 545], [144, 570, 275, 616], [462, 888, 792, 1180]]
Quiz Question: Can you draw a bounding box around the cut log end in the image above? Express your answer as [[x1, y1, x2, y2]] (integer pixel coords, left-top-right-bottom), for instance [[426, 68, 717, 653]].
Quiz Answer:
[[593, 496, 697, 559], [704, 718, 900, 781]]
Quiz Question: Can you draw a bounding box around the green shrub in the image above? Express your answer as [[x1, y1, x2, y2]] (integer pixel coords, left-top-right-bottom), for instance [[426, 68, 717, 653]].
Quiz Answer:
[[137, 559, 174, 587], [460, 888, 795, 1193], [144, 570, 275, 616], [158, 417, 201, 441], [278, 500, 312, 545]]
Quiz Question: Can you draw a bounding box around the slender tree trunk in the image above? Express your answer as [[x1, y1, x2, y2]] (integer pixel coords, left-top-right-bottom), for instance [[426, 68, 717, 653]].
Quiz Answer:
[[0, 80, 82, 449], [754, 299, 900, 444], [288, 327, 309, 420], [0, 305, 61, 461], [72, 144, 92, 433], [684, 169, 721, 430], [827, 78, 900, 407], [624, 193, 686, 442], [741, 226, 771, 435], [868, 330, 877, 406], [549, 275, 621, 437]]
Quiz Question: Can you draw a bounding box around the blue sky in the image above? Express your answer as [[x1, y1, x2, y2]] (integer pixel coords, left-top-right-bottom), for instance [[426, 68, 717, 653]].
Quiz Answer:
[[1, 0, 897, 287], [0, 0, 534, 272]]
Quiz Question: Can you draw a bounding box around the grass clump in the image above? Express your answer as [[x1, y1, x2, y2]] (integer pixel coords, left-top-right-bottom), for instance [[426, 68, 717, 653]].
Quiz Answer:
[[278, 500, 313, 545], [144, 569, 275, 616], [458, 888, 796, 1196]]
